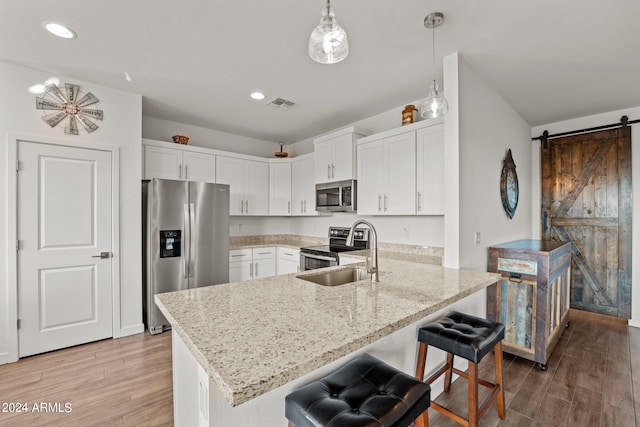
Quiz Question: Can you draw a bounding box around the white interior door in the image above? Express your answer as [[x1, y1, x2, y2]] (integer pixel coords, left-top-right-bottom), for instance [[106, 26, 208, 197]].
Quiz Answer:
[[18, 141, 113, 357]]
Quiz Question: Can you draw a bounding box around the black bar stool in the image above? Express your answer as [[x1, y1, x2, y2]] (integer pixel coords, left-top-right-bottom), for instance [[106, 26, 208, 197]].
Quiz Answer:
[[414, 311, 505, 427], [285, 353, 431, 427]]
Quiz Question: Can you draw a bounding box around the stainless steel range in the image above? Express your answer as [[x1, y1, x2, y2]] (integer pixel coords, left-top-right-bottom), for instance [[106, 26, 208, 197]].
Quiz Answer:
[[300, 227, 370, 271]]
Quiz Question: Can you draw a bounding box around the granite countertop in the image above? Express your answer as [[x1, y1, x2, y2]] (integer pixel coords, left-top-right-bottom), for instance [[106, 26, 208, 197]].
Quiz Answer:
[[229, 234, 327, 250], [155, 255, 499, 407]]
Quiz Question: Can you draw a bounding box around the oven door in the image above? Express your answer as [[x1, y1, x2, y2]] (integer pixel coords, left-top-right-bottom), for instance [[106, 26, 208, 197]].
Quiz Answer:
[[300, 253, 338, 271]]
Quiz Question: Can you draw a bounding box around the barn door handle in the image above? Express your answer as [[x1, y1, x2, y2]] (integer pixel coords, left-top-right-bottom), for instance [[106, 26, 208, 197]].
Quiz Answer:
[[92, 252, 112, 259]]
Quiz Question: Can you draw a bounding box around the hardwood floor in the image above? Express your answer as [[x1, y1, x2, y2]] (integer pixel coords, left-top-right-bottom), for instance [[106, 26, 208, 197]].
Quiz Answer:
[[0, 309, 637, 426], [429, 309, 638, 427], [0, 331, 173, 427]]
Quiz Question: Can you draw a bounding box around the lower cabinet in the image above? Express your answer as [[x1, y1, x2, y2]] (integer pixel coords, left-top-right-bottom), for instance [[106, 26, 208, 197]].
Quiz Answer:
[[253, 248, 276, 278], [277, 247, 300, 275], [229, 249, 253, 282], [229, 247, 276, 282]]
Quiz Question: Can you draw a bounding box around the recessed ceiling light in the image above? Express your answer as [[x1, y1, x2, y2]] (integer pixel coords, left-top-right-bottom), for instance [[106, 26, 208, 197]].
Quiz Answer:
[[42, 22, 77, 39], [123, 71, 133, 82], [250, 91, 265, 100]]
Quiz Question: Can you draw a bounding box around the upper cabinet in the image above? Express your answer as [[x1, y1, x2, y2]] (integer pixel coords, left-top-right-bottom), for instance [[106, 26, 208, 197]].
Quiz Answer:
[[357, 132, 416, 215], [217, 156, 269, 216], [416, 123, 444, 215], [269, 162, 292, 216], [144, 143, 215, 182], [313, 126, 370, 184], [291, 154, 316, 216], [356, 119, 443, 216]]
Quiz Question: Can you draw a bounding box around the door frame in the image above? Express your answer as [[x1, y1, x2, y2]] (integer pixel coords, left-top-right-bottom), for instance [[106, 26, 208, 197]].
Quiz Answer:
[[5, 132, 121, 363]]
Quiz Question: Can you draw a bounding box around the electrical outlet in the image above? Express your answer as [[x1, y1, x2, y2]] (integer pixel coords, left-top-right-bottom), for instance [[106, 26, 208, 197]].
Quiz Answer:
[[474, 232, 481, 245]]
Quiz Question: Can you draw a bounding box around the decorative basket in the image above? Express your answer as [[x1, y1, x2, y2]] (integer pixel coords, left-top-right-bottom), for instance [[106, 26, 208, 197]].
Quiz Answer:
[[172, 134, 190, 144]]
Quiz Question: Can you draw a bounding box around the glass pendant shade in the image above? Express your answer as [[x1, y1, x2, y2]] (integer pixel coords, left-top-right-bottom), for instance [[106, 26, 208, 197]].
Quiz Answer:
[[420, 81, 449, 119], [308, 2, 349, 64], [420, 12, 448, 119]]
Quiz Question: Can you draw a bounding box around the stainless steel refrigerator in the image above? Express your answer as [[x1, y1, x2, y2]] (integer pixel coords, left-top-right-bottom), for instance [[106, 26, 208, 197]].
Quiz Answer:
[[142, 178, 230, 334]]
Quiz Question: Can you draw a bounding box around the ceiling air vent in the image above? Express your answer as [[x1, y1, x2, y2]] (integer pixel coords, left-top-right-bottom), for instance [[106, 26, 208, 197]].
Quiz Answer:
[[267, 97, 296, 111]]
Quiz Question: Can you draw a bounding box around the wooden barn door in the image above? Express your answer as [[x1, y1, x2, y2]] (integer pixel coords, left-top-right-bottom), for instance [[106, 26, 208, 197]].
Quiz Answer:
[[541, 127, 631, 318]]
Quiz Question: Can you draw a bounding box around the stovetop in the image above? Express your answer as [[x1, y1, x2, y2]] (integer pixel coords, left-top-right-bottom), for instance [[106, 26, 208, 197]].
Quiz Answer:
[[301, 244, 360, 254], [300, 227, 370, 256]]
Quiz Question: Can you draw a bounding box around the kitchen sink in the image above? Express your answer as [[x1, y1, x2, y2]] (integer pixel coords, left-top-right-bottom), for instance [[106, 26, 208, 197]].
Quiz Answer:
[[297, 266, 370, 286]]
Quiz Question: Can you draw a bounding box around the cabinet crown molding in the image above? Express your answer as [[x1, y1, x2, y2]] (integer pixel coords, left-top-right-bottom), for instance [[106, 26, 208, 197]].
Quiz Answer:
[[357, 118, 443, 144], [313, 126, 371, 144]]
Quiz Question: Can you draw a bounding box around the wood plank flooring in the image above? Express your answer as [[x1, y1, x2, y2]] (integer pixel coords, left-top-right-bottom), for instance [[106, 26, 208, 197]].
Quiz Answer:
[[0, 331, 173, 427], [0, 309, 637, 426], [429, 309, 638, 427]]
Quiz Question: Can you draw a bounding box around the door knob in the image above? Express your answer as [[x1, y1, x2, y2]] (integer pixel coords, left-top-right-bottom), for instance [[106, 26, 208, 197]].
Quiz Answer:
[[92, 252, 112, 259]]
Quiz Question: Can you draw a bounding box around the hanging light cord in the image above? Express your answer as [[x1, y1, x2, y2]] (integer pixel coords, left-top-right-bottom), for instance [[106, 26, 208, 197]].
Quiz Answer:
[[431, 18, 436, 86]]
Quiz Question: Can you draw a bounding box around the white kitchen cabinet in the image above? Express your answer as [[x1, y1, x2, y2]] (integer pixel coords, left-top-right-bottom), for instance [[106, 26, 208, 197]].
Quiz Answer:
[[313, 127, 369, 184], [182, 151, 217, 182], [416, 123, 445, 215], [269, 162, 292, 216], [291, 154, 316, 216], [144, 144, 215, 182], [277, 247, 300, 274], [229, 247, 276, 281], [252, 247, 276, 279], [229, 249, 253, 282], [357, 132, 416, 215], [217, 156, 269, 216]]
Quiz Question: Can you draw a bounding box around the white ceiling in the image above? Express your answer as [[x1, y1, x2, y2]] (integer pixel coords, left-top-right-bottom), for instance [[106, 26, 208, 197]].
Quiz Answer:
[[2, 0, 639, 143]]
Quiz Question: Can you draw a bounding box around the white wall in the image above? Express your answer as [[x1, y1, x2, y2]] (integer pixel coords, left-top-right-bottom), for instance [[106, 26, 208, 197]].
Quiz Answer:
[[0, 61, 143, 363], [531, 106, 640, 327], [143, 116, 279, 157], [444, 53, 533, 270]]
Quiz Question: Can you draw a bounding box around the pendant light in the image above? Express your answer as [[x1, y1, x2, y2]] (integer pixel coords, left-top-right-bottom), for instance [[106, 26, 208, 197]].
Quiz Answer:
[[308, 0, 349, 64], [420, 12, 449, 119]]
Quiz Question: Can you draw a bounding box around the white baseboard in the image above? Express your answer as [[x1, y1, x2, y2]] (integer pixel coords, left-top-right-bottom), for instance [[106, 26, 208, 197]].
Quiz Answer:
[[628, 319, 640, 329], [119, 323, 145, 338]]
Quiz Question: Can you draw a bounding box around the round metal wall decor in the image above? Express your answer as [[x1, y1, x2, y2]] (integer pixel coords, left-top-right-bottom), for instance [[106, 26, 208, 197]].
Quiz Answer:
[[35, 83, 103, 135], [500, 149, 519, 219]]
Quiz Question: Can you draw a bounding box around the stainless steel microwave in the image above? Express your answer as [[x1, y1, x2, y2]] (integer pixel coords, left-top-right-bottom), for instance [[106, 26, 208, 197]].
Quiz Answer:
[[315, 179, 357, 212]]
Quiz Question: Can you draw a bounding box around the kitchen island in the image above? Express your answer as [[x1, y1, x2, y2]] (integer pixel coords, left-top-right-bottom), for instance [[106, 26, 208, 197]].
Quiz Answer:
[[155, 255, 500, 426]]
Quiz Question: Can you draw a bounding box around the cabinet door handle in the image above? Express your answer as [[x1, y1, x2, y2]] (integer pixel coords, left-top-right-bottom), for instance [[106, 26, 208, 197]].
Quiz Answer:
[[301, 200, 304, 213], [378, 194, 382, 211], [231, 254, 247, 258], [417, 191, 422, 211], [245, 200, 249, 213], [384, 194, 388, 212], [327, 164, 331, 179], [178, 164, 182, 179], [288, 201, 291, 214], [331, 163, 335, 178], [240, 200, 244, 213], [185, 164, 189, 180], [303, 200, 307, 212], [250, 262, 253, 278], [255, 262, 259, 277]]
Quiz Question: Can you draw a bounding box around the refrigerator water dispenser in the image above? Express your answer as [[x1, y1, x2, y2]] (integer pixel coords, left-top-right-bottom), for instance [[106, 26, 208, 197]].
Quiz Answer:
[[160, 230, 181, 258]]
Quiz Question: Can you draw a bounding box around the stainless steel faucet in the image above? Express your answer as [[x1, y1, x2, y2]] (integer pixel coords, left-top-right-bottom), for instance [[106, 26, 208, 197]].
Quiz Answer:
[[346, 220, 378, 282]]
